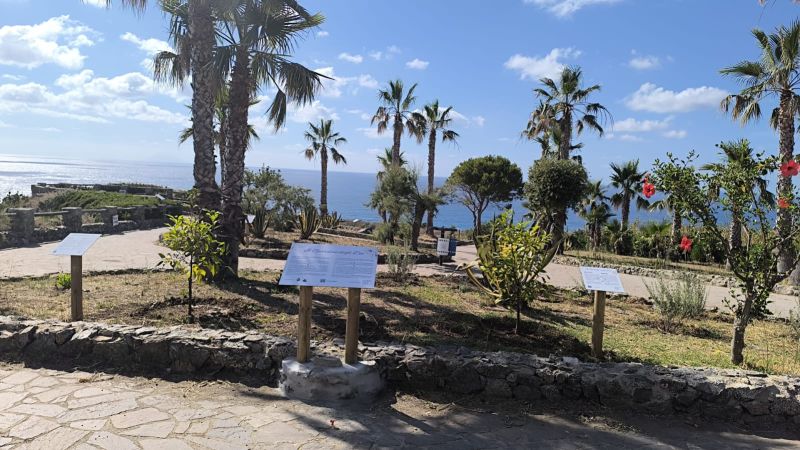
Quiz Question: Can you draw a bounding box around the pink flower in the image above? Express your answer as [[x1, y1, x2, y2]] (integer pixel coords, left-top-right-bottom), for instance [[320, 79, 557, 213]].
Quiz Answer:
[[781, 160, 800, 177], [679, 236, 693, 253], [779, 197, 791, 209], [642, 182, 656, 199]]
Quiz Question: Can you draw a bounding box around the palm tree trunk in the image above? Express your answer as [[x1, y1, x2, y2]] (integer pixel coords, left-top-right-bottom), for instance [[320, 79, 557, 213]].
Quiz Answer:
[[220, 46, 250, 278], [188, 0, 220, 212], [621, 196, 631, 230], [426, 129, 437, 236], [776, 90, 798, 282], [391, 113, 403, 167], [320, 148, 328, 216], [558, 114, 572, 161], [411, 201, 425, 252]]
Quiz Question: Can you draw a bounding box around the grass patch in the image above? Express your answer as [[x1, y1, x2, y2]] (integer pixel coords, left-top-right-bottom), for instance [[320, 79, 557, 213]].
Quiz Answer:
[[0, 270, 798, 375], [565, 250, 731, 276]]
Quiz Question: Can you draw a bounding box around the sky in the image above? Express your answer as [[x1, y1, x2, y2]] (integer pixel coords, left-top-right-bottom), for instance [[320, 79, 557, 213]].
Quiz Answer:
[[0, 0, 797, 181]]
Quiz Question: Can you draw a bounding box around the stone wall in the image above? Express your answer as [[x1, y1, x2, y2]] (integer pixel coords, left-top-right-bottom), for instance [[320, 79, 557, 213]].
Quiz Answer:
[[0, 315, 797, 425]]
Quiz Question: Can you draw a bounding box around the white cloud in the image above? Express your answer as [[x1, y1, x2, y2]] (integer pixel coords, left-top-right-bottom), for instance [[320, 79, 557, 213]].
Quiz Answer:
[[504, 48, 580, 81], [449, 110, 486, 128], [82, 0, 106, 7], [368, 51, 383, 61], [288, 101, 338, 123], [338, 52, 363, 64], [387, 45, 401, 54], [606, 133, 643, 142], [315, 67, 377, 98], [626, 83, 729, 113], [663, 129, 687, 139], [0, 71, 187, 124], [1, 74, 23, 81], [0, 16, 97, 70], [473, 115, 486, 127], [613, 117, 671, 133], [120, 32, 172, 55], [316, 31, 329, 38], [358, 127, 388, 139], [629, 55, 660, 70], [524, 0, 621, 17], [406, 58, 429, 70]]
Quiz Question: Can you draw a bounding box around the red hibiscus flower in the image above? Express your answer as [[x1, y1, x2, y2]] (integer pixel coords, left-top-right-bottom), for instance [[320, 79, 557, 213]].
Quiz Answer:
[[679, 236, 693, 253], [642, 182, 656, 199], [778, 197, 792, 209], [781, 160, 800, 177]]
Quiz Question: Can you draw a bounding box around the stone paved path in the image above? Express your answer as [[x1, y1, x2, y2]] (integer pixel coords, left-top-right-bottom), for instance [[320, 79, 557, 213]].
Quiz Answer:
[[0, 363, 797, 449], [0, 228, 797, 317]]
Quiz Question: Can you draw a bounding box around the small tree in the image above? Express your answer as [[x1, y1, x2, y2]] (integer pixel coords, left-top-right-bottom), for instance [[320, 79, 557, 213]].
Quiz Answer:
[[525, 158, 589, 250], [445, 156, 524, 238], [463, 211, 558, 334], [653, 150, 800, 364], [158, 210, 226, 323]]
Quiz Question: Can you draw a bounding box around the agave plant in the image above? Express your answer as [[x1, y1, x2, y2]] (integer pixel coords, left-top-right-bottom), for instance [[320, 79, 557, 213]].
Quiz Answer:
[[295, 206, 321, 240], [321, 211, 342, 229], [250, 207, 270, 239]]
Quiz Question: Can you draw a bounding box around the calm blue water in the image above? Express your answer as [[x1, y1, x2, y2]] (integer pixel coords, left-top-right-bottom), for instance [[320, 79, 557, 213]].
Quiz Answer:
[[0, 153, 670, 230]]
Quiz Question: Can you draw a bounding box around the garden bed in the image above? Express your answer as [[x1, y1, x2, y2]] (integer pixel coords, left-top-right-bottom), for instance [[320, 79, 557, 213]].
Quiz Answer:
[[0, 270, 798, 375]]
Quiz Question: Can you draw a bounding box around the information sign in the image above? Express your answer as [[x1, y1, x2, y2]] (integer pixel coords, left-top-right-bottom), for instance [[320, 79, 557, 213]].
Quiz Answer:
[[52, 233, 101, 256], [279, 243, 378, 288], [579, 267, 625, 293]]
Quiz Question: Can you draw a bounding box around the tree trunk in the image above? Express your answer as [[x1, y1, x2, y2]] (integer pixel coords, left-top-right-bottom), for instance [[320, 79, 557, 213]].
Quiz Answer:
[[552, 208, 567, 254], [621, 196, 631, 230], [391, 113, 403, 167], [426, 129, 437, 236], [670, 210, 682, 261], [188, 0, 220, 212], [730, 291, 754, 364], [220, 46, 250, 278], [558, 114, 572, 161], [320, 147, 328, 216], [411, 201, 425, 252], [776, 90, 796, 281], [474, 208, 482, 240], [727, 211, 742, 269]]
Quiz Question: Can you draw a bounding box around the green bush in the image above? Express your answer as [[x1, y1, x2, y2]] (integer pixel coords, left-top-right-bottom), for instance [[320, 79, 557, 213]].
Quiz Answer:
[[243, 167, 314, 232], [295, 206, 321, 240], [38, 190, 166, 210], [386, 246, 416, 282], [55, 273, 71, 290], [645, 276, 708, 332], [250, 207, 270, 239]]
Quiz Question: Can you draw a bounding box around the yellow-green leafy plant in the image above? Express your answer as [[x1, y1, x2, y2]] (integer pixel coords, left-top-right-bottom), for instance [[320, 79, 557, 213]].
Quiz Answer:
[[462, 210, 558, 334], [250, 207, 270, 239], [55, 273, 71, 290], [158, 210, 226, 323], [295, 206, 321, 240], [321, 211, 342, 229]]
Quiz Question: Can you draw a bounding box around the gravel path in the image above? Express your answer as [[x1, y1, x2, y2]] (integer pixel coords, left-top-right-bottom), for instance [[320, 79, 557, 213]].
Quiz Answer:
[[0, 228, 796, 317]]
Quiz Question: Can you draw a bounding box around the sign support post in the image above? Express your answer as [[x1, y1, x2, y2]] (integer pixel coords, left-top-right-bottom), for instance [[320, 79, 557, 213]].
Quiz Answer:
[[297, 286, 313, 363], [70, 255, 83, 321], [345, 288, 361, 364], [591, 290, 606, 358]]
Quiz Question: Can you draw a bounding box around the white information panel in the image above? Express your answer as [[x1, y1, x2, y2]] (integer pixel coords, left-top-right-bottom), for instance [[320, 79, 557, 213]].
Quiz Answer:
[[52, 233, 101, 256], [279, 243, 378, 288], [112, 215, 119, 227], [579, 267, 625, 293], [436, 238, 449, 256]]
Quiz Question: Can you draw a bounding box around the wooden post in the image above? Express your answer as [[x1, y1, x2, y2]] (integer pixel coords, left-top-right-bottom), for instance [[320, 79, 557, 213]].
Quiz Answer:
[[297, 286, 313, 363], [70, 255, 83, 321], [345, 288, 361, 364], [591, 290, 606, 358]]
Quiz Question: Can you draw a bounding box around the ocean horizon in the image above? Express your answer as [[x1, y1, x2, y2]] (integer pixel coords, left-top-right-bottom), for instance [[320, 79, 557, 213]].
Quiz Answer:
[[0, 153, 669, 231]]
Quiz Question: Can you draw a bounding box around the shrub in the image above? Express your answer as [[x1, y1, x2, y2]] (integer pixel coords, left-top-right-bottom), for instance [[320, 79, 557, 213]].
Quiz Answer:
[[463, 210, 557, 334], [645, 276, 708, 332], [789, 299, 800, 342], [243, 167, 314, 232], [158, 210, 226, 323], [374, 222, 395, 244], [295, 206, 321, 240], [321, 211, 342, 229], [250, 207, 270, 239], [55, 273, 71, 290], [386, 246, 416, 282]]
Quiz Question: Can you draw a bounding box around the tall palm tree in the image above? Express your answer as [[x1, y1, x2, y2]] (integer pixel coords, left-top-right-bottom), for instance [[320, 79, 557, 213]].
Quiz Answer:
[[580, 180, 614, 251], [609, 160, 649, 230], [371, 79, 424, 167], [720, 21, 800, 277], [417, 100, 459, 235], [212, 0, 324, 276], [528, 66, 610, 161], [303, 119, 347, 216], [702, 139, 774, 265], [376, 148, 407, 181]]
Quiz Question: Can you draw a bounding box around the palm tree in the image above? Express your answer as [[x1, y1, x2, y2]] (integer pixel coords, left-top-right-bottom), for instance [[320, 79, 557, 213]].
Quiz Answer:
[[580, 180, 614, 251], [720, 21, 800, 277], [609, 160, 649, 230], [528, 66, 610, 161], [376, 148, 408, 181], [212, 0, 324, 276], [417, 100, 459, 235], [303, 119, 347, 216], [371, 79, 424, 167], [702, 139, 774, 265], [647, 193, 682, 260]]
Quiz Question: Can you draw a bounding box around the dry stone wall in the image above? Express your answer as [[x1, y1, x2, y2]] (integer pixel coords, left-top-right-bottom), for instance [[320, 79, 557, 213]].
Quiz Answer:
[[0, 315, 796, 425]]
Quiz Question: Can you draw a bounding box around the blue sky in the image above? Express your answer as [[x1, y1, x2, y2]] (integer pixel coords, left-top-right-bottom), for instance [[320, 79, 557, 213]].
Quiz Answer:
[[0, 0, 797, 181]]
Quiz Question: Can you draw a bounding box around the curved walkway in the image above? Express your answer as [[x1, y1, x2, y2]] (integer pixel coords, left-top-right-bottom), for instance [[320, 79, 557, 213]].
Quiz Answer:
[[0, 228, 796, 317]]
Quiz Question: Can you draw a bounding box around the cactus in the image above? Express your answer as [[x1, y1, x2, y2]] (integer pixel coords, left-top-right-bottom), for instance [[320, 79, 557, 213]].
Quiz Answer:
[[321, 211, 342, 229], [295, 206, 321, 240], [251, 207, 270, 239]]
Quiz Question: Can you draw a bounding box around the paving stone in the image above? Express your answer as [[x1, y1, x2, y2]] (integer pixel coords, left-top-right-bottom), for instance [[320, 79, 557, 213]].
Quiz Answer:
[[73, 387, 115, 398], [251, 420, 318, 444], [34, 385, 82, 403], [186, 420, 210, 434], [73, 444, 100, 450], [0, 412, 26, 431], [110, 407, 171, 429], [172, 421, 190, 434], [0, 392, 27, 410], [28, 377, 60, 388], [8, 403, 66, 417], [24, 426, 88, 450], [173, 408, 217, 421], [8, 416, 58, 439], [59, 398, 139, 423], [183, 435, 249, 450], [120, 420, 175, 438], [67, 391, 139, 409], [87, 431, 139, 450], [69, 419, 107, 431], [2, 371, 38, 386], [139, 438, 194, 450]]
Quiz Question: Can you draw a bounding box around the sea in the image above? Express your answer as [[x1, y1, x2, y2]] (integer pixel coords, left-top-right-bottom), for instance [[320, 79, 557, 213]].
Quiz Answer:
[[0, 153, 667, 231]]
